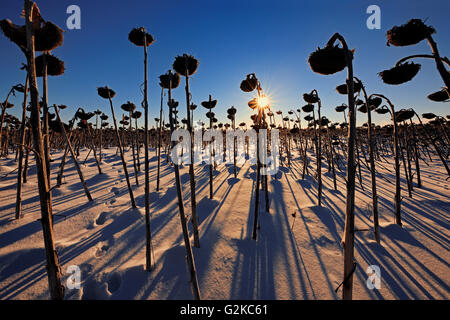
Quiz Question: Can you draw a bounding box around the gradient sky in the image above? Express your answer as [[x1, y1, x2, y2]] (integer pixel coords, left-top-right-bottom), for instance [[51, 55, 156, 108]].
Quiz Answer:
[[1, 0, 449, 128]]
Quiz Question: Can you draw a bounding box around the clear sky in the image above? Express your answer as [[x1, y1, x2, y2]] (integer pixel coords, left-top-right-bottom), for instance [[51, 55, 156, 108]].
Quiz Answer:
[[1, 0, 449, 128]]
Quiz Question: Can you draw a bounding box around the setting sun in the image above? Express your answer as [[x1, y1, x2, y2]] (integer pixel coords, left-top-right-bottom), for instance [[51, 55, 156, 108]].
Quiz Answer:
[[257, 94, 270, 108]]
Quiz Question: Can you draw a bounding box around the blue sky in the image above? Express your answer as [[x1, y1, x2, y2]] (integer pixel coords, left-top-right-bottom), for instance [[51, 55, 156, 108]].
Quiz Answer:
[[1, 0, 449, 127]]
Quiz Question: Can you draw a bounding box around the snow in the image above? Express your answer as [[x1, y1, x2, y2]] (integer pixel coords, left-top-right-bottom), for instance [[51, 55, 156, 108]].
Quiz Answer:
[[0, 147, 448, 300]]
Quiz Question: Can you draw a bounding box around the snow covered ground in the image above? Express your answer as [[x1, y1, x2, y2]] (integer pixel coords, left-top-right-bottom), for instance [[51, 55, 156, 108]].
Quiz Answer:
[[0, 147, 448, 300]]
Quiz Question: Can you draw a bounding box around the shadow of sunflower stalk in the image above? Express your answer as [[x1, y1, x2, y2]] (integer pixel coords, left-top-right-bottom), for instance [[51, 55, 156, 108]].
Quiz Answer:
[[166, 69, 201, 300]]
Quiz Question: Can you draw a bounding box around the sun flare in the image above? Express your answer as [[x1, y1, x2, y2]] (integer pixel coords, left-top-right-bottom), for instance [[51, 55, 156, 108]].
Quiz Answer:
[[256, 94, 270, 108]]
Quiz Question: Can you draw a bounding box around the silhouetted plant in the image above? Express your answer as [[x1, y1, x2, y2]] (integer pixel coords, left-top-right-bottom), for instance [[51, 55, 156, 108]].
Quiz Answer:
[[99, 113, 108, 162], [0, 1, 65, 300], [121, 101, 139, 186], [166, 69, 201, 300], [129, 26, 154, 271], [427, 88, 449, 102], [54, 105, 93, 202], [0, 90, 16, 155], [351, 77, 380, 242], [303, 90, 323, 206], [202, 95, 218, 199], [308, 32, 357, 300], [240, 73, 270, 240], [227, 106, 238, 178], [173, 54, 200, 248], [381, 19, 450, 101], [372, 94, 403, 225], [15, 73, 29, 220], [75, 107, 102, 174], [98, 86, 136, 208]]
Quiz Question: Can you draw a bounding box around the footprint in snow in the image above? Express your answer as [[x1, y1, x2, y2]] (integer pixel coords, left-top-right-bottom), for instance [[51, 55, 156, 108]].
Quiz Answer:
[[94, 244, 110, 258], [110, 187, 120, 195], [95, 212, 110, 226], [107, 273, 122, 294]]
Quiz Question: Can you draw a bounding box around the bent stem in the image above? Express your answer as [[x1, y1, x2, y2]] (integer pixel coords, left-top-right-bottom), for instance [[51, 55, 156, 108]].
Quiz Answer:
[[395, 54, 450, 69], [168, 72, 201, 300], [425, 36, 450, 88]]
